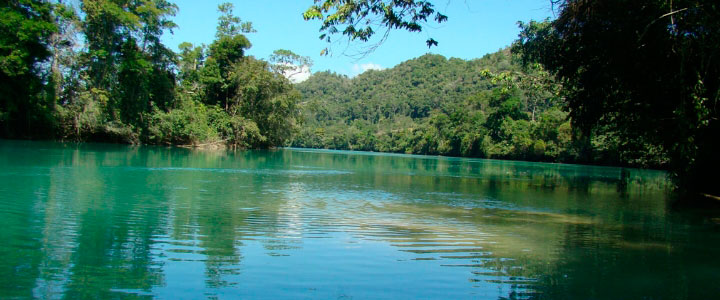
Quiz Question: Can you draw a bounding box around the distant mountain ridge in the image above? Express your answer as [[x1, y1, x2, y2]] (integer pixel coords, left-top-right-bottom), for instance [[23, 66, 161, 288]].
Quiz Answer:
[[291, 49, 666, 168]]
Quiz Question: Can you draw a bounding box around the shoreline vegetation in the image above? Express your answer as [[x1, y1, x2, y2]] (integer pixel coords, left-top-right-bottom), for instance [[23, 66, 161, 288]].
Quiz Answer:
[[1, 1, 666, 166], [2, 1, 718, 200], [1, 1, 300, 150], [290, 50, 667, 170]]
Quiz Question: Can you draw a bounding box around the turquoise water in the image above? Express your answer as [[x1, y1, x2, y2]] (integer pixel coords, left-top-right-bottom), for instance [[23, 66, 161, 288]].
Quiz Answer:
[[1, 140, 718, 299]]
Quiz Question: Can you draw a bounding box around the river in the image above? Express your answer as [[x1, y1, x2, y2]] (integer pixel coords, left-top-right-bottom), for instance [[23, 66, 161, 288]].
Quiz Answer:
[[1, 140, 718, 299]]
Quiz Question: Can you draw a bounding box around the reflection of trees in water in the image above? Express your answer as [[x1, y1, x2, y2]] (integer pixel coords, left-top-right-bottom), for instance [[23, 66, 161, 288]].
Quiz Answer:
[[62, 147, 170, 299], [33, 166, 76, 299], [529, 217, 720, 300], [10, 144, 308, 297], [0, 144, 170, 299], [155, 148, 314, 290], [283, 150, 680, 300], [267, 182, 307, 252], [282, 149, 669, 198], [352, 189, 719, 300], [0, 142, 690, 299], [178, 148, 688, 299], [0, 166, 46, 297]]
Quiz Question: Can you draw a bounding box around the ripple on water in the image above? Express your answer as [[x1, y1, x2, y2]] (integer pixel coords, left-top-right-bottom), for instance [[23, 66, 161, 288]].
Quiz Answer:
[[2, 142, 699, 300], [121, 166, 353, 176]]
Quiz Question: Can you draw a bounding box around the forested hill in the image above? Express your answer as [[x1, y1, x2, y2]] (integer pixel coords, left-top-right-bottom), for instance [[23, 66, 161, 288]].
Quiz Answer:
[[292, 50, 666, 167]]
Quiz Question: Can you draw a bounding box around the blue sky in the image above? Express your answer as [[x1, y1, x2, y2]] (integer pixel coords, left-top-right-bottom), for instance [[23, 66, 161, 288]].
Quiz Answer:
[[161, 0, 555, 78]]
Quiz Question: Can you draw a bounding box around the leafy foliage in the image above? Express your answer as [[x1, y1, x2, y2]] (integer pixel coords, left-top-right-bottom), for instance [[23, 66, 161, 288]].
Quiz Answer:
[[2, 1, 300, 149], [292, 49, 659, 167], [0, 0, 56, 137], [269, 49, 313, 82], [515, 0, 719, 195], [303, 0, 447, 56]]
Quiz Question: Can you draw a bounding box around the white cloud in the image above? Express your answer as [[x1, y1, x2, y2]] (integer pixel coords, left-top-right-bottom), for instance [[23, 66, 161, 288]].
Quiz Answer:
[[351, 63, 384, 76], [279, 63, 312, 83]]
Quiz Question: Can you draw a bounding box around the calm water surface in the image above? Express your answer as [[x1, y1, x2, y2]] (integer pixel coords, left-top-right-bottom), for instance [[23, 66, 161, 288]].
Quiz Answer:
[[1, 140, 719, 299]]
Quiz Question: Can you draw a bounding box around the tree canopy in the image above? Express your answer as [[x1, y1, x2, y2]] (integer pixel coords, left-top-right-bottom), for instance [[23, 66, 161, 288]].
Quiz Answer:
[[1, 1, 301, 149], [303, 0, 447, 56], [2, 0, 717, 197], [292, 49, 665, 167], [515, 0, 719, 196], [0, 0, 56, 137], [300, 0, 719, 197]]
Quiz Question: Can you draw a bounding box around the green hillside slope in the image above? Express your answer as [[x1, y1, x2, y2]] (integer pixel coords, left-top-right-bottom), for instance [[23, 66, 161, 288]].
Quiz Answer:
[[292, 49, 666, 167]]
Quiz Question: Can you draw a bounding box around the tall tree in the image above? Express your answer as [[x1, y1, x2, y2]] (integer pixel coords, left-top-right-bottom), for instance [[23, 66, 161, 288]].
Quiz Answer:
[[269, 49, 313, 83], [81, 0, 138, 92], [515, 0, 720, 198], [48, 2, 80, 102], [0, 0, 56, 137], [80, 0, 177, 129], [200, 2, 252, 110]]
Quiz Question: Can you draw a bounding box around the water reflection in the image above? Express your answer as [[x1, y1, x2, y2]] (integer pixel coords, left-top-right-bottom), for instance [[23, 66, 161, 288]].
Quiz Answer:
[[0, 141, 717, 299]]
